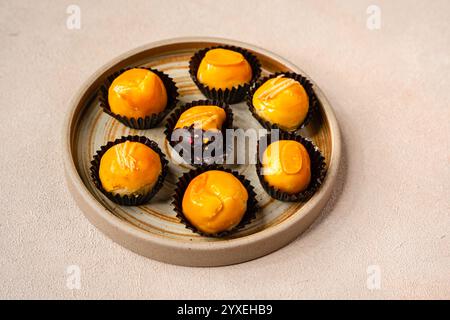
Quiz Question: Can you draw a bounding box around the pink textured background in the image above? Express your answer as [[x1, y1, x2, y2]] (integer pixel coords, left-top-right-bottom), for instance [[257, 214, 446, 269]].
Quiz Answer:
[[0, 0, 448, 299]]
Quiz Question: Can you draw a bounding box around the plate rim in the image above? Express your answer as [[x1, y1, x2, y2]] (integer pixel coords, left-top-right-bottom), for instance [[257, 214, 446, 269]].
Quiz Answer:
[[63, 36, 341, 265]]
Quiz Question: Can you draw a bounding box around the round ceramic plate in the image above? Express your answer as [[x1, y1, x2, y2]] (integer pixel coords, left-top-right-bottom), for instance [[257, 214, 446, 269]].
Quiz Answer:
[[63, 37, 341, 267]]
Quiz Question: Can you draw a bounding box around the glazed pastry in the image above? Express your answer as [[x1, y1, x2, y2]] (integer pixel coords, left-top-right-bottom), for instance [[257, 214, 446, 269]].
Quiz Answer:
[[99, 141, 162, 197], [252, 75, 309, 131], [164, 100, 233, 166], [108, 68, 168, 119], [197, 48, 253, 90], [175, 105, 226, 131], [181, 170, 248, 234], [261, 140, 311, 194]]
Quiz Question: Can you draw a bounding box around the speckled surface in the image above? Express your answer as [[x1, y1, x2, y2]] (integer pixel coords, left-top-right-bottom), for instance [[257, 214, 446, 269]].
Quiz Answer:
[[0, 0, 449, 299]]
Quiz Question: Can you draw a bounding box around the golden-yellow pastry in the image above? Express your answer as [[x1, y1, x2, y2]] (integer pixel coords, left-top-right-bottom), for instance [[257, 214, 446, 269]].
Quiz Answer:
[[261, 140, 311, 194], [253, 76, 309, 131], [108, 68, 168, 119], [175, 105, 226, 131], [182, 170, 248, 234], [197, 48, 252, 90], [99, 141, 162, 197]]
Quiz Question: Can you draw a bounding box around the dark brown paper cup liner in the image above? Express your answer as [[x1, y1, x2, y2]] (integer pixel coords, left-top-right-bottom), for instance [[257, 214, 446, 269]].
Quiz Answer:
[[90, 135, 169, 206], [98, 67, 179, 129], [189, 45, 261, 104], [246, 72, 319, 131], [256, 130, 326, 202], [172, 165, 258, 237], [164, 99, 233, 166]]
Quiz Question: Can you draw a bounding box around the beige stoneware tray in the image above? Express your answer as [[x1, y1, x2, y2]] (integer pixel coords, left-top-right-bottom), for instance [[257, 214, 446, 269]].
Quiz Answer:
[[63, 37, 341, 266]]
